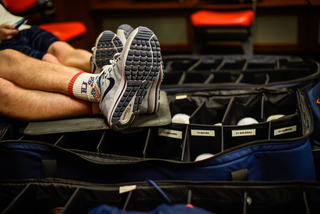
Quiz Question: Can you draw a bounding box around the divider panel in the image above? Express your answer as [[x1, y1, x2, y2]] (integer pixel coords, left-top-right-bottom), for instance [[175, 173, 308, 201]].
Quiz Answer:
[[222, 94, 263, 125], [182, 71, 212, 84], [144, 125, 187, 161], [3, 183, 75, 214], [97, 128, 149, 158], [239, 72, 268, 84], [161, 71, 184, 86], [166, 58, 199, 72], [186, 124, 222, 161], [263, 90, 297, 121], [269, 113, 302, 139], [54, 131, 103, 152], [0, 183, 27, 213], [190, 99, 230, 125], [223, 123, 269, 150], [207, 72, 241, 84], [21, 134, 62, 144], [62, 187, 123, 214]]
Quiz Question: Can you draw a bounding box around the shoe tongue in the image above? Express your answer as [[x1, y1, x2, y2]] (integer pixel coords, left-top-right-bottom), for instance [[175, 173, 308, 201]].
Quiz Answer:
[[102, 63, 115, 73]]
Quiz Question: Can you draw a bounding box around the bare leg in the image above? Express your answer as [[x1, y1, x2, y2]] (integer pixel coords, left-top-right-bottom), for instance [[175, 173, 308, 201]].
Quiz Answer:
[[0, 49, 79, 95], [42, 53, 62, 64], [0, 77, 90, 121], [47, 41, 91, 72]]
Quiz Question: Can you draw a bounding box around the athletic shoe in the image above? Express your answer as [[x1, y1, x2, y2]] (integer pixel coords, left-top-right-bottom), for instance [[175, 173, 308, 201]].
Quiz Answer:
[[99, 26, 162, 131], [117, 24, 163, 114], [90, 55, 98, 74], [117, 24, 134, 45], [139, 61, 163, 114], [91, 30, 123, 74]]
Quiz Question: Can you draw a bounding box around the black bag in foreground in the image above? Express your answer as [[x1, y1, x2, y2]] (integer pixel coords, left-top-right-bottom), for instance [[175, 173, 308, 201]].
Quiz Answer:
[[0, 179, 319, 214], [0, 88, 316, 183]]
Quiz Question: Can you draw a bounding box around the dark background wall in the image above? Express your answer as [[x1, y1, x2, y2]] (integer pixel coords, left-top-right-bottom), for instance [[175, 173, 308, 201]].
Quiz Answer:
[[50, 0, 320, 57]]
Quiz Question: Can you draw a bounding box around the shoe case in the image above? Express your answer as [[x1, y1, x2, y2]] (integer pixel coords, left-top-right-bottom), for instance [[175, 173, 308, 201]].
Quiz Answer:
[[161, 55, 320, 93], [0, 87, 316, 183], [19, 88, 308, 161], [0, 180, 320, 214], [166, 87, 303, 161], [0, 55, 319, 213]]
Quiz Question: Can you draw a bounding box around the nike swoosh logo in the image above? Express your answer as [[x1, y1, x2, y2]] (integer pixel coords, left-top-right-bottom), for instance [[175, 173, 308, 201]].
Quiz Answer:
[[101, 77, 115, 101], [317, 98, 320, 104]]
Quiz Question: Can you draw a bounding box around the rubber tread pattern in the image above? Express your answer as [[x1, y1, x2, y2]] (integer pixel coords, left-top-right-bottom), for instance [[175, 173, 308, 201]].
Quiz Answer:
[[111, 27, 162, 122], [95, 31, 123, 69], [118, 24, 134, 40]]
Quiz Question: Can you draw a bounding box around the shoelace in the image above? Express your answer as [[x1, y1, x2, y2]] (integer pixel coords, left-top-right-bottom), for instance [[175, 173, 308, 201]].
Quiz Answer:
[[101, 52, 121, 72]]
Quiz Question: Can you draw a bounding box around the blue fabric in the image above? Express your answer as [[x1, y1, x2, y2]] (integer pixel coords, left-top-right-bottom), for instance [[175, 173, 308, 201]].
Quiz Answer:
[[0, 26, 59, 59], [0, 138, 316, 182], [308, 82, 320, 146], [87, 204, 215, 214]]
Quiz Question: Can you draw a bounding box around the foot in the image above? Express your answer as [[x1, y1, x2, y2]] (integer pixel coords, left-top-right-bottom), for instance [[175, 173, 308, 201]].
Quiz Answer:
[[99, 26, 162, 131], [117, 24, 163, 114], [117, 24, 134, 45], [91, 30, 123, 74]]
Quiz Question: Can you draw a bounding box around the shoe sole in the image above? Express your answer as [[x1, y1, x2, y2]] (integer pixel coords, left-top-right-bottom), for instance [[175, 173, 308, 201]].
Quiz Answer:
[[108, 26, 162, 131], [147, 62, 163, 114], [94, 30, 123, 69], [117, 24, 134, 43]]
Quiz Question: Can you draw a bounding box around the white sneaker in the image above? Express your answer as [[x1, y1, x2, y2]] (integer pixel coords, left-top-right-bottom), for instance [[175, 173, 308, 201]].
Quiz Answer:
[[139, 61, 163, 114], [91, 30, 123, 74], [99, 26, 163, 131], [117, 24, 134, 45], [118, 24, 163, 114]]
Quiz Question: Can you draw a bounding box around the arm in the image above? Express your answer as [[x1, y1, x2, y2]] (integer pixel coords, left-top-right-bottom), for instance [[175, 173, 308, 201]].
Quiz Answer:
[[0, 24, 19, 41]]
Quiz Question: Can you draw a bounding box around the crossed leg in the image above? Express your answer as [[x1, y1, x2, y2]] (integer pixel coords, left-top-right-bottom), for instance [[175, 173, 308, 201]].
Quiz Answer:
[[47, 41, 92, 73], [0, 49, 77, 95], [0, 77, 89, 121], [0, 49, 98, 121]]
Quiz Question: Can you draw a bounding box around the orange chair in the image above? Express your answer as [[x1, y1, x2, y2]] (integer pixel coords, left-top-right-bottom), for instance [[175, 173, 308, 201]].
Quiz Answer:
[[1, 0, 87, 43], [190, 0, 256, 55]]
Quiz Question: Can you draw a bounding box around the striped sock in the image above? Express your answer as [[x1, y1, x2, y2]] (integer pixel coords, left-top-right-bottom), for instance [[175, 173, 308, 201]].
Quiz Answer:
[[68, 72, 100, 102]]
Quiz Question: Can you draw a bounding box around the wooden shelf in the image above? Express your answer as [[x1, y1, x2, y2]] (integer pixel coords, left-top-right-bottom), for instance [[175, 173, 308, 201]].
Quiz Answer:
[[256, 0, 309, 7], [89, 0, 311, 11], [197, 0, 309, 10], [90, 0, 198, 10], [309, 0, 320, 5], [51, 0, 320, 53]]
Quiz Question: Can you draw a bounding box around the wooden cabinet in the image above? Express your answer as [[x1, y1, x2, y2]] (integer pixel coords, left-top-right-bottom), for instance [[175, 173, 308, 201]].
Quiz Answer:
[[51, 0, 320, 54]]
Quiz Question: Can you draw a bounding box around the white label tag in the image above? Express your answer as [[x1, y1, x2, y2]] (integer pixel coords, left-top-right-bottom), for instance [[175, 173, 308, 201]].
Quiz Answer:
[[274, 125, 297, 136], [191, 129, 215, 137], [158, 128, 183, 139], [119, 185, 137, 194], [232, 129, 256, 137], [176, 95, 187, 100]]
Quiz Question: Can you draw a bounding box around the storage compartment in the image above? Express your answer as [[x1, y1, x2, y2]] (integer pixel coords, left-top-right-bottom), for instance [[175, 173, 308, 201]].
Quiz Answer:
[[97, 129, 149, 157], [161, 55, 320, 92]]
